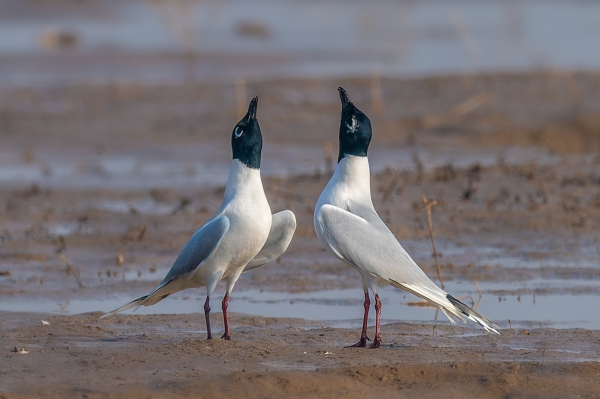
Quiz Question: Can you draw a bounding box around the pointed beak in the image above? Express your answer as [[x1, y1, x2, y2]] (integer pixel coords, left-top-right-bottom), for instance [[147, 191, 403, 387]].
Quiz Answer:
[[246, 97, 258, 121], [338, 87, 351, 108]]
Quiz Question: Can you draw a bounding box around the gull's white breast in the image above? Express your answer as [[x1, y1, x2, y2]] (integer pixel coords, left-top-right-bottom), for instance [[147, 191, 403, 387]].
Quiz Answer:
[[192, 159, 272, 283], [314, 156, 374, 260]]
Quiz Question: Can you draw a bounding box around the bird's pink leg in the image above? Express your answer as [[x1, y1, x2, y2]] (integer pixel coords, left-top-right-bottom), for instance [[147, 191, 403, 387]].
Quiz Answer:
[[346, 292, 371, 348], [369, 294, 382, 349], [221, 293, 231, 340], [204, 296, 212, 340]]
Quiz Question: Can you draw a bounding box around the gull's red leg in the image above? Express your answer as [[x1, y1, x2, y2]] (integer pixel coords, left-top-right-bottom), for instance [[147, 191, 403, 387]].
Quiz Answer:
[[221, 293, 231, 340], [204, 296, 212, 340], [369, 294, 382, 349], [345, 292, 371, 348]]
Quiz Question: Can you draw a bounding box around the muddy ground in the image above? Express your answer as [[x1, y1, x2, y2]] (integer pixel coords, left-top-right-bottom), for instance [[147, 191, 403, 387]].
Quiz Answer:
[[1, 73, 600, 397]]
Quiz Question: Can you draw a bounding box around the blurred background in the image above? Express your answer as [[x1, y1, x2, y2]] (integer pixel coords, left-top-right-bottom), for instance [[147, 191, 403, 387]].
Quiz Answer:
[[1, 0, 600, 86], [1, 0, 600, 331], [2, 0, 600, 185]]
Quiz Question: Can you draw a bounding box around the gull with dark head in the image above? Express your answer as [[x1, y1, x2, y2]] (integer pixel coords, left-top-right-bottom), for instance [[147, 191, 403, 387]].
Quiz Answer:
[[314, 87, 499, 348], [102, 97, 296, 340]]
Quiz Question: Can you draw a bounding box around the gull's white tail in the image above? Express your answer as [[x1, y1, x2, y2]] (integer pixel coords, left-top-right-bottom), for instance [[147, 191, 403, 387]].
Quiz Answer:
[[445, 294, 500, 334], [100, 295, 149, 319], [392, 280, 500, 335], [100, 276, 182, 319]]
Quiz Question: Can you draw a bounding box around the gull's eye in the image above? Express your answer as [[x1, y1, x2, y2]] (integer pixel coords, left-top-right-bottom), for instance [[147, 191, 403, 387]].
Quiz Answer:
[[234, 127, 243, 138]]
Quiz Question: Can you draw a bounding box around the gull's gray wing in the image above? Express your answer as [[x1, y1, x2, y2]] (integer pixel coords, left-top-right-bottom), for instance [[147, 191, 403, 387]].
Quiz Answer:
[[244, 210, 296, 271], [101, 215, 230, 316], [152, 215, 229, 291], [317, 204, 500, 334], [316, 204, 448, 303]]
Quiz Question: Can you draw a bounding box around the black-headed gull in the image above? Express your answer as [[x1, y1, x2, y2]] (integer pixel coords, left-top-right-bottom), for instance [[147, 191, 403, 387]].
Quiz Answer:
[[314, 87, 499, 348], [102, 97, 296, 340]]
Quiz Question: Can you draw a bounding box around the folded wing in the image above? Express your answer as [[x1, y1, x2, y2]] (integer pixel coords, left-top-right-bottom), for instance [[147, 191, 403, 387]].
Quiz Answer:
[[159, 215, 230, 283], [101, 215, 230, 317], [317, 204, 499, 334], [317, 204, 436, 290], [245, 210, 296, 271]]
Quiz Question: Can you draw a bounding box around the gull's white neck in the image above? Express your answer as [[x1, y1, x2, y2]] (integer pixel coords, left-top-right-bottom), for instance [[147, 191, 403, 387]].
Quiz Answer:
[[333, 155, 370, 187], [319, 155, 372, 207], [223, 159, 264, 204]]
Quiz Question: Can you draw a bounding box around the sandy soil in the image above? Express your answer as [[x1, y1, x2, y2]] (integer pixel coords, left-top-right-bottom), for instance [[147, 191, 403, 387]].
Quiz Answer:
[[1, 72, 600, 397], [2, 312, 600, 399]]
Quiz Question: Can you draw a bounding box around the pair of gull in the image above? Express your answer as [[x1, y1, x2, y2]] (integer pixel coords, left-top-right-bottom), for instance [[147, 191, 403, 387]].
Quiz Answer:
[[103, 88, 499, 348]]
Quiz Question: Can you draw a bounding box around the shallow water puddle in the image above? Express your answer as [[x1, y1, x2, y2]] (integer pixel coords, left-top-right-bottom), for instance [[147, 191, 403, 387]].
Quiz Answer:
[[3, 279, 600, 330], [0, 145, 560, 189]]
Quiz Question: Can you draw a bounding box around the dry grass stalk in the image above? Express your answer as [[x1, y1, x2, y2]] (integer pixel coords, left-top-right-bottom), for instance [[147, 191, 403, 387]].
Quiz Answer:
[[423, 93, 491, 129], [137, 226, 147, 241], [170, 197, 191, 215], [486, 188, 510, 210], [459, 295, 475, 307], [422, 195, 444, 289], [452, 93, 490, 117], [382, 175, 400, 203], [412, 153, 424, 184], [55, 235, 66, 254], [472, 276, 482, 310], [539, 179, 548, 204], [60, 255, 84, 288], [407, 300, 437, 308]]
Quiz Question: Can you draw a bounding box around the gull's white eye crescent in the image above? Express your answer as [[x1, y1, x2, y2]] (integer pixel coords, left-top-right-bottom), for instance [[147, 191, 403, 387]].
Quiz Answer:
[[234, 127, 243, 138]]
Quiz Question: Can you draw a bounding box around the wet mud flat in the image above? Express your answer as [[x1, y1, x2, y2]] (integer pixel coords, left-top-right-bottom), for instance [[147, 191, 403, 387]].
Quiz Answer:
[[1, 72, 600, 397], [1, 312, 600, 398]]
